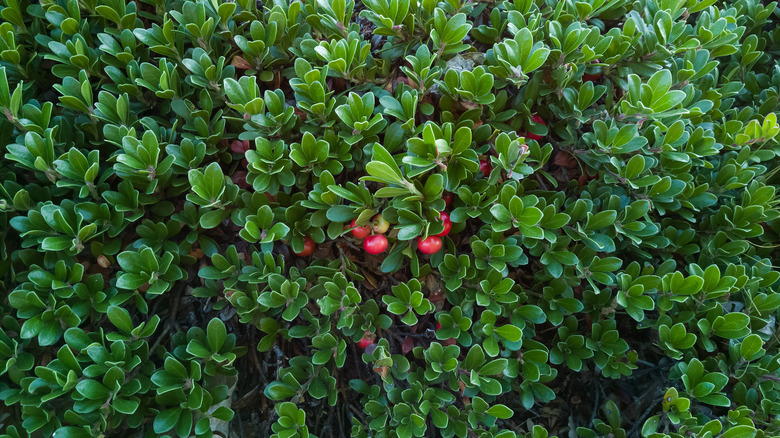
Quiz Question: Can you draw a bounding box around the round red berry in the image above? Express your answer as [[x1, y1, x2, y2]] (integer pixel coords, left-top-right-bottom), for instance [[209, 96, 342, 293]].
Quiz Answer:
[[231, 139, 251, 154], [435, 212, 451, 237], [364, 235, 388, 254], [357, 336, 371, 349], [526, 115, 546, 141], [350, 219, 371, 239], [294, 237, 316, 257], [371, 214, 390, 234], [583, 72, 602, 82], [442, 192, 454, 207], [231, 170, 250, 189], [479, 159, 492, 176], [418, 236, 442, 254]]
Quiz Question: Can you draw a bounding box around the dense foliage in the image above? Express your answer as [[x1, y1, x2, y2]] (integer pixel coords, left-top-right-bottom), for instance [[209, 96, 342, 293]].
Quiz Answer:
[[1, 0, 780, 436]]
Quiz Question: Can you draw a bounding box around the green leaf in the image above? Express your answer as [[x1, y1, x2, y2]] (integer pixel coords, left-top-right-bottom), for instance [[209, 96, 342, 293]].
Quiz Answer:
[[365, 161, 404, 185], [113, 397, 141, 414], [586, 211, 616, 231], [625, 155, 644, 179], [721, 425, 758, 438], [465, 345, 485, 370], [207, 318, 227, 352], [652, 90, 687, 113], [76, 379, 111, 400], [739, 334, 764, 361], [519, 207, 543, 226], [494, 324, 523, 342], [107, 305, 133, 333], [479, 359, 507, 376], [712, 313, 750, 339], [154, 408, 181, 434], [200, 209, 229, 229], [641, 416, 660, 436], [485, 404, 513, 419], [264, 382, 296, 400]]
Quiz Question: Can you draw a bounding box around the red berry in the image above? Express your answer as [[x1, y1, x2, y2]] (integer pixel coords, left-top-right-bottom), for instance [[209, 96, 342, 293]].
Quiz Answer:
[[350, 219, 371, 239], [418, 236, 442, 254], [479, 159, 492, 176], [294, 237, 316, 257], [231, 139, 251, 154], [583, 59, 602, 82], [371, 214, 390, 234], [442, 192, 454, 207], [363, 235, 388, 254], [231, 170, 250, 189], [357, 336, 371, 349], [436, 322, 442, 330], [435, 211, 451, 237], [527, 115, 546, 141], [583, 72, 602, 82]]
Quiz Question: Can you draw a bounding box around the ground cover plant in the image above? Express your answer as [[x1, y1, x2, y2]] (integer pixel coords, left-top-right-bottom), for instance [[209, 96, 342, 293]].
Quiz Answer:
[[0, 0, 780, 436]]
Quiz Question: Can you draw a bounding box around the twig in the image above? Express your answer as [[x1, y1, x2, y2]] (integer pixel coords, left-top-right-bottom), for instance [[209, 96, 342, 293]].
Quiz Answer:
[[148, 324, 172, 353], [348, 403, 364, 422], [628, 393, 662, 437], [589, 381, 600, 425], [230, 384, 262, 410], [321, 405, 335, 437], [315, 399, 324, 432], [168, 282, 185, 332], [534, 172, 550, 191], [338, 400, 345, 437]]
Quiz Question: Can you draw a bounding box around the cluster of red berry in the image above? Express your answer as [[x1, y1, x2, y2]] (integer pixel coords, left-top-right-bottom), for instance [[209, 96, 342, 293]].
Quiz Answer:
[[289, 210, 454, 258], [290, 210, 452, 258], [230, 120, 545, 259], [346, 210, 452, 256], [350, 214, 390, 254]]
